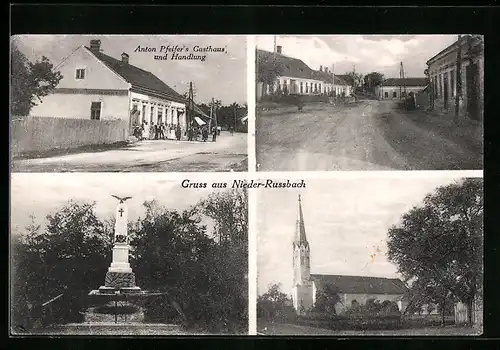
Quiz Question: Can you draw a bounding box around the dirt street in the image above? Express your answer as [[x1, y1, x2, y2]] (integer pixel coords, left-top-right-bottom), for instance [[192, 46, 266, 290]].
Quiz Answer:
[[11, 131, 247, 172], [256, 100, 482, 171]]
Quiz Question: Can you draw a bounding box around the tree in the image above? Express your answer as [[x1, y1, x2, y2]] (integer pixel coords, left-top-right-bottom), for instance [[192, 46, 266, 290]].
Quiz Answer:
[[343, 71, 363, 91], [257, 283, 293, 320], [313, 284, 341, 315], [363, 72, 384, 92], [256, 50, 285, 98], [11, 201, 112, 329], [10, 41, 63, 116], [387, 178, 483, 326]]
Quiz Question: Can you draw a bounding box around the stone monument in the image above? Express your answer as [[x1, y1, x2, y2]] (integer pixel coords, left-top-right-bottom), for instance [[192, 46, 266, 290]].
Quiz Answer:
[[86, 195, 144, 324], [97, 195, 141, 294], [59, 196, 184, 334]]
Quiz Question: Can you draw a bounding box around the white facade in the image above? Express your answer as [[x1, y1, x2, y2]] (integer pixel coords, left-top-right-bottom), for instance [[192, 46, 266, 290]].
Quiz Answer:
[[30, 45, 188, 131], [376, 85, 426, 100], [30, 46, 131, 120], [264, 76, 351, 97], [129, 91, 186, 131]]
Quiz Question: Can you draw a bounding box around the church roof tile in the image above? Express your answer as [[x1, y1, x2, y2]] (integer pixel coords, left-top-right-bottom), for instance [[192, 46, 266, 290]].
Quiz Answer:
[[311, 274, 407, 295]]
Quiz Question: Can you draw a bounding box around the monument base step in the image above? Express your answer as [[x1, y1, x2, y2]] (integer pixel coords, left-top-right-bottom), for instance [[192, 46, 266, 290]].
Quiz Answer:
[[41, 323, 185, 335]]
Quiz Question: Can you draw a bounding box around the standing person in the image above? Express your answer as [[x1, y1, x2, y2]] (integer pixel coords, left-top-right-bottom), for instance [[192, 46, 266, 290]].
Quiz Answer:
[[142, 120, 149, 140], [202, 126, 208, 142], [160, 123, 165, 140], [176, 125, 182, 141], [229, 125, 234, 136], [212, 126, 217, 142], [149, 123, 155, 140]]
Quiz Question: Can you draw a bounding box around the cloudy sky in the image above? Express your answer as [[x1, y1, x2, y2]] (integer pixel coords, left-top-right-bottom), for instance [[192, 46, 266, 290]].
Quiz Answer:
[[12, 35, 247, 105], [257, 175, 469, 296], [10, 173, 225, 236], [256, 35, 459, 78]]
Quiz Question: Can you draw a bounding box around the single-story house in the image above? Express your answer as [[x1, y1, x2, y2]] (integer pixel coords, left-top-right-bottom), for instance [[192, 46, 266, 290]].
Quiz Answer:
[[375, 77, 428, 100], [30, 39, 210, 139]]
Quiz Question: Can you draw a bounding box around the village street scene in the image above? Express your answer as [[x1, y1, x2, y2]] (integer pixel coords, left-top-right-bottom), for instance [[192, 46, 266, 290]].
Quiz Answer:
[[10, 173, 248, 335], [257, 177, 483, 335], [256, 35, 483, 171], [10, 35, 248, 172]]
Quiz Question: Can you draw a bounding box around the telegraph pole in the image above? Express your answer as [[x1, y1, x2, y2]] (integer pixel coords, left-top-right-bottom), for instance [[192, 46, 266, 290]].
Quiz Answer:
[[212, 98, 217, 133], [209, 98, 214, 131], [401, 62, 407, 96], [332, 63, 335, 99], [188, 82, 194, 129], [455, 35, 462, 122]]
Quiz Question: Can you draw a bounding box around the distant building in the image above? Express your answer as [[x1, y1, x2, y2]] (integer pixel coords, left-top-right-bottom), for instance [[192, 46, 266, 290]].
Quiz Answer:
[[375, 77, 428, 100], [291, 195, 408, 315], [30, 39, 210, 136], [426, 35, 483, 121], [256, 46, 351, 100]]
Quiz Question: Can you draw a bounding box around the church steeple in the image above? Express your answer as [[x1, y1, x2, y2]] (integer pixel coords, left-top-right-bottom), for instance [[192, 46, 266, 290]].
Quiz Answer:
[[295, 194, 309, 247], [292, 194, 313, 315]]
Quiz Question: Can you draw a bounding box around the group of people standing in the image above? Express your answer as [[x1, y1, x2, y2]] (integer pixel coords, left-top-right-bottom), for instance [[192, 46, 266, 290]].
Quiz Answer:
[[187, 125, 220, 142], [132, 121, 222, 143], [133, 121, 182, 141]]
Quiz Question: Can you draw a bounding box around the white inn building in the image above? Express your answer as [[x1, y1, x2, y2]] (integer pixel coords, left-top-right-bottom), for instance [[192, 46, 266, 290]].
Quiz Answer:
[[30, 39, 210, 136], [256, 46, 352, 100]]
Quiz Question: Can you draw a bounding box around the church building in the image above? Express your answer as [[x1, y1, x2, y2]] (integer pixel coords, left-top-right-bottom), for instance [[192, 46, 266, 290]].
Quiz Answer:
[[292, 195, 408, 315]]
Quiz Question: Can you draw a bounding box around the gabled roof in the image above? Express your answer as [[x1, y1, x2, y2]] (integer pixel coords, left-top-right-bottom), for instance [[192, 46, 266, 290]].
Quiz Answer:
[[257, 49, 317, 80], [382, 77, 428, 87], [312, 70, 349, 86], [311, 274, 407, 295], [257, 49, 352, 87], [85, 47, 210, 118]]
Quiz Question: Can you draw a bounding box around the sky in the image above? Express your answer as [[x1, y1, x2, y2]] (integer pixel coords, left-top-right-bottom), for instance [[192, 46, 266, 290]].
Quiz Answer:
[[12, 35, 247, 105], [10, 173, 224, 236], [256, 35, 460, 79], [257, 175, 468, 297]]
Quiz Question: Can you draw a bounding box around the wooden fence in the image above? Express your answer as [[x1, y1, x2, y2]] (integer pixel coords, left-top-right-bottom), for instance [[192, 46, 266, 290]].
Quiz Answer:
[[11, 116, 129, 156]]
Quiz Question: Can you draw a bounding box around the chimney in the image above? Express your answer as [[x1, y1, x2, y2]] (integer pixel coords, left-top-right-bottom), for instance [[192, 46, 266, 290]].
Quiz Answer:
[[325, 67, 328, 73], [121, 52, 129, 64], [89, 39, 101, 53], [276, 45, 282, 54], [319, 65, 323, 72]]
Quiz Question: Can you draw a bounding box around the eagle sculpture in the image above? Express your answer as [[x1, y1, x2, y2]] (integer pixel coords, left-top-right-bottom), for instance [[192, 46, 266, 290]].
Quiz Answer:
[[111, 195, 133, 203]]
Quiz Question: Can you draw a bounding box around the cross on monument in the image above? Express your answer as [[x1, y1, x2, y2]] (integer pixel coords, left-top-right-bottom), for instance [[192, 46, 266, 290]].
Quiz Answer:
[[119, 208, 124, 217]]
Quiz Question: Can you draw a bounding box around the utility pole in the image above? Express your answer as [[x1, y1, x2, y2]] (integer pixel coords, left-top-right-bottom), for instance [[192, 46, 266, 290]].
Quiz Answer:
[[455, 35, 462, 122], [274, 35, 277, 55], [332, 63, 335, 99], [399, 62, 403, 100], [401, 62, 407, 97], [212, 98, 218, 133], [209, 97, 214, 131], [188, 82, 194, 129]]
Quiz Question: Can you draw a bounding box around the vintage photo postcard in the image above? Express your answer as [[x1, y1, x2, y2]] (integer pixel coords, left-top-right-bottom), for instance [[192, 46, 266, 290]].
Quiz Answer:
[[10, 35, 248, 172], [10, 173, 248, 336], [257, 176, 483, 336], [255, 35, 484, 171]]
